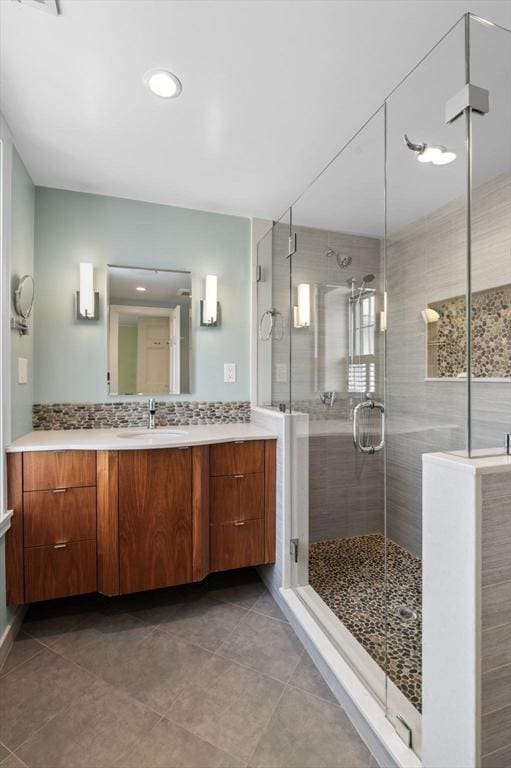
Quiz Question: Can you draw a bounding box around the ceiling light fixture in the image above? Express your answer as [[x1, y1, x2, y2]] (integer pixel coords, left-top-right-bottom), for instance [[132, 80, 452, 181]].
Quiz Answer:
[[144, 69, 182, 99], [403, 134, 456, 165], [135, 286, 147, 292]]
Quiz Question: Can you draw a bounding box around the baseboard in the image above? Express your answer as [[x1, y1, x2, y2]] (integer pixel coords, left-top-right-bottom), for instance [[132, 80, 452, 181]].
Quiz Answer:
[[0, 604, 27, 671], [258, 570, 421, 768]]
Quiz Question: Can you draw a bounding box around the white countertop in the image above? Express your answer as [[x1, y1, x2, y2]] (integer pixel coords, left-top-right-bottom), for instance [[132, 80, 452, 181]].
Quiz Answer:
[[7, 423, 277, 453]]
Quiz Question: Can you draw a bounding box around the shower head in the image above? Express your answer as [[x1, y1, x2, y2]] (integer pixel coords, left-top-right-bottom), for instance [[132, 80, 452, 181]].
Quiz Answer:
[[362, 274, 375, 285], [326, 248, 352, 269]]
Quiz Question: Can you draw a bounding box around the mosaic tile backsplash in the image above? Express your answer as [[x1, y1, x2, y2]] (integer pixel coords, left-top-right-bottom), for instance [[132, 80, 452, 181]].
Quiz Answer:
[[32, 401, 251, 430], [428, 283, 511, 378]]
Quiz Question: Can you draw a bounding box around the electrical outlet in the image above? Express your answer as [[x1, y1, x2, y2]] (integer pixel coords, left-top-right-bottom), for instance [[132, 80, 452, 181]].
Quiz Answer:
[[18, 357, 28, 384], [224, 363, 236, 383]]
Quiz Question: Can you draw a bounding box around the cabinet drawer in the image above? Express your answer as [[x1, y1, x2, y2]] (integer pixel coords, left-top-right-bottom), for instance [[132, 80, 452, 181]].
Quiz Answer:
[[24, 487, 96, 547], [210, 519, 264, 572], [24, 540, 97, 602], [210, 441, 264, 477], [210, 473, 264, 525], [23, 451, 96, 491]]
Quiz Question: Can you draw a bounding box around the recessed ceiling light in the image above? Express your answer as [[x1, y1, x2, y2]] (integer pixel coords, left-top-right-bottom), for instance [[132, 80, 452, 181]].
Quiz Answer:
[[136, 286, 147, 292], [144, 69, 182, 99]]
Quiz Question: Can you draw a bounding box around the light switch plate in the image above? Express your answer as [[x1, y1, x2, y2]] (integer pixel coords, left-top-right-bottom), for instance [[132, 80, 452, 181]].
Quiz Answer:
[[18, 357, 28, 384], [224, 363, 236, 383], [276, 363, 287, 383]]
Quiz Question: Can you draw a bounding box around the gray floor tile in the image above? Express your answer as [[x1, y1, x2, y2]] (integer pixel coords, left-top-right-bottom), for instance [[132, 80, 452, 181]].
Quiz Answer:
[[116, 716, 244, 767], [217, 611, 303, 683], [0, 745, 9, 763], [250, 687, 371, 768], [207, 581, 265, 610], [76, 627, 213, 714], [168, 654, 284, 760], [0, 632, 45, 678], [0, 754, 28, 767], [0, 648, 95, 751], [288, 652, 338, 704], [17, 677, 160, 768], [22, 596, 104, 647], [149, 595, 248, 651], [251, 591, 289, 623], [50, 609, 152, 660]]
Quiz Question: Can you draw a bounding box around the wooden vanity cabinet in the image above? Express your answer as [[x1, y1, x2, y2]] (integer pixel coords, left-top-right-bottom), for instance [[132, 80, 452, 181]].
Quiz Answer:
[[118, 448, 193, 594], [7, 450, 98, 604], [5, 437, 276, 605], [209, 440, 275, 572]]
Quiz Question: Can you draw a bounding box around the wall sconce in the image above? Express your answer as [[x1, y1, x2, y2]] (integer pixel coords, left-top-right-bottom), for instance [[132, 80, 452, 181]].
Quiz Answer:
[[421, 307, 440, 324], [293, 283, 311, 328], [200, 274, 220, 327], [76, 262, 99, 321], [380, 291, 387, 333]]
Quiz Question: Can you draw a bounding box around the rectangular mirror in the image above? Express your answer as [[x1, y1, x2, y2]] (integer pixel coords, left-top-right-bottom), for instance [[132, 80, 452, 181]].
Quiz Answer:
[[108, 266, 192, 395]]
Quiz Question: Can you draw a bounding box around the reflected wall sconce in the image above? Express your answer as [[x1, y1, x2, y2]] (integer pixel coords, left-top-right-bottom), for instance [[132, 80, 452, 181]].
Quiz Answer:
[[421, 307, 440, 324], [293, 283, 311, 328], [380, 291, 387, 333], [76, 262, 99, 321], [200, 274, 220, 327]]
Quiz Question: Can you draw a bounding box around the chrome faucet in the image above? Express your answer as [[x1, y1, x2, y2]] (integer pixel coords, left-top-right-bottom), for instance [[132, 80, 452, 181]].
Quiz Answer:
[[320, 391, 336, 408], [148, 398, 157, 429]]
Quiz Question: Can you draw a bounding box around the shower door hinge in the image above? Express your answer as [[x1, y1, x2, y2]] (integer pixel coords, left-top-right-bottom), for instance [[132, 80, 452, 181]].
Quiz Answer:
[[290, 538, 299, 563], [287, 233, 297, 258], [255, 265, 263, 282], [445, 83, 489, 123], [395, 715, 412, 749]]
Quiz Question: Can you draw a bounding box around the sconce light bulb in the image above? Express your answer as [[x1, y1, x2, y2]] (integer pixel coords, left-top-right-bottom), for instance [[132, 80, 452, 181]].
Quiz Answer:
[[79, 262, 95, 318], [204, 275, 218, 325]]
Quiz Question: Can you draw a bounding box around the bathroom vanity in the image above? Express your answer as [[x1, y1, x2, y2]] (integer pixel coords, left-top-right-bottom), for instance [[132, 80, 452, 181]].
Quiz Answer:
[[5, 425, 276, 604]]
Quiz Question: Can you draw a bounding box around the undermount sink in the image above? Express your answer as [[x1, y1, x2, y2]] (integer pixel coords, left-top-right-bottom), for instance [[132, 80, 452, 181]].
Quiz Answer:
[[116, 429, 188, 439]]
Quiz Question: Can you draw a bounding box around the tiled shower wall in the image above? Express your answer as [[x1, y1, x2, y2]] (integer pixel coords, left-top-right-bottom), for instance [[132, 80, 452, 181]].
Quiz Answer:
[[268, 222, 384, 543], [386, 172, 511, 557], [259, 173, 510, 557], [481, 470, 511, 768]]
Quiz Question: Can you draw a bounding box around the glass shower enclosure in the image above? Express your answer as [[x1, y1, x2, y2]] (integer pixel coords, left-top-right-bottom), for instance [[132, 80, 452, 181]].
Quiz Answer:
[[255, 13, 510, 758]]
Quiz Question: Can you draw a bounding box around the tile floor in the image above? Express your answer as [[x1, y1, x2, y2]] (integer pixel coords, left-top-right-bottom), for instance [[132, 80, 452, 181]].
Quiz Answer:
[[0, 569, 376, 768]]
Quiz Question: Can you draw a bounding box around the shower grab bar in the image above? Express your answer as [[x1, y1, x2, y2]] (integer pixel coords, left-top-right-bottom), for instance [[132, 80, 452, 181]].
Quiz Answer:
[[353, 398, 385, 454]]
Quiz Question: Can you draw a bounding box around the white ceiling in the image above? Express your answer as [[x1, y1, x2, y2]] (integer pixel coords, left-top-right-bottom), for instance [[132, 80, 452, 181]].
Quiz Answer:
[[109, 266, 191, 304], [1, 0, 510, 224]]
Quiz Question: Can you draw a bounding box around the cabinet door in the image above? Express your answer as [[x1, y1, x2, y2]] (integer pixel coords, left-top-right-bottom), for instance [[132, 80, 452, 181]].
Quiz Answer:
[[210, 474, 265, 524], [210, 519, 264, 572], [119, 448, 192, 593], [24, 541, 97, 603]]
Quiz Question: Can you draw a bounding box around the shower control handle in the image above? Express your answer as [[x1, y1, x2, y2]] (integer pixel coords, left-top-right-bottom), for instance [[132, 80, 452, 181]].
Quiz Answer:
[[353, 399, 385, 454]]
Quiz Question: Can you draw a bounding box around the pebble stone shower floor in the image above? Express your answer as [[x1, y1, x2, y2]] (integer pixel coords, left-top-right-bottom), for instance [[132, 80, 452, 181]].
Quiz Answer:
[[309, 534, 422, 711]]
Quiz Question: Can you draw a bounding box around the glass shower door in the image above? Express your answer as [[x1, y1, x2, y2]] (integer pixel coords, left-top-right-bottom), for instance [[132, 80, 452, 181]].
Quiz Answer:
[[384, 15, 467, 747], [288, 106, 387, 704]]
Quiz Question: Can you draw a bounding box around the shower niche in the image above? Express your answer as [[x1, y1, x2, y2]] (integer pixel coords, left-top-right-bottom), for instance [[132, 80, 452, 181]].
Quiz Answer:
[[426, 282, 511, 379]]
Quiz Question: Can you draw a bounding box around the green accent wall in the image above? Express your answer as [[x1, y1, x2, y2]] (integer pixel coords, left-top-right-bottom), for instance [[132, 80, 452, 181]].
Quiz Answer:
[[11, 149, 34, 438], [118, 325, 138, 394]]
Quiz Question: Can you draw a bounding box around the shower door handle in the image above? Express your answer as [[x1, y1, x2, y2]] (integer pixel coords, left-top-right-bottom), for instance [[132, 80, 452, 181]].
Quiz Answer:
[[353, 399, 385, 454]]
